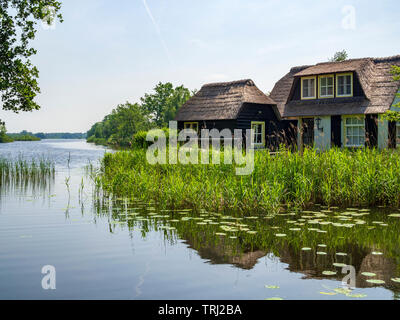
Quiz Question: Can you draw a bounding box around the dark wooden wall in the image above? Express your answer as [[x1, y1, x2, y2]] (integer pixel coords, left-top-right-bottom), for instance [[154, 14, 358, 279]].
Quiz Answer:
[[236, 103, 297, 150], [331, 115, 342, 147], [177, 120, 236, 131], [365, 114, 378, 147], [176, 103, 298, 150]]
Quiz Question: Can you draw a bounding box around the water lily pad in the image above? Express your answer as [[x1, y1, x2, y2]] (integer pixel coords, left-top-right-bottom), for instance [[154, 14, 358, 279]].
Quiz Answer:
[[322, 271, 337, 276], [391, 278, 400, 283], [334, 287, 352, 295], [247, 231, 257, 235], [347, 293, 367, 298], [317, 252, 327, 255], [336, 252, 347, 256], [333, 263, 347, 268], [275, 233, 286, 237], [320, 291, 337, 295], [366, 279, 385, 284], [265, 285, 280, 289], [301, 247, 312, 251], [371, 251, 383, 255], [388, 214, 400, 218], [318, 244, 327, 248], [361, 272, 376, 277]]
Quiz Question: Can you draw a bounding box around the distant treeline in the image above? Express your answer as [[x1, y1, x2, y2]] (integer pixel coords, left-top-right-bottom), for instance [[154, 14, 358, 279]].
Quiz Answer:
[[86, 82, 194, 147], [8, 131, 87, 140]]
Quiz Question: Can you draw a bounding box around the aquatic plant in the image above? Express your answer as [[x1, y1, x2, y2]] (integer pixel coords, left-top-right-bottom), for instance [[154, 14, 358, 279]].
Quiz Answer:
[[91, 197, 400, 291], [96, 147, 400, 214], [0, 156, 55, 191]]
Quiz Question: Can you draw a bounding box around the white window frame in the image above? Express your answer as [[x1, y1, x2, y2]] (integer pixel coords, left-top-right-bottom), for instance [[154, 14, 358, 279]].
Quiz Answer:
[[336, 73, 353, 97], [251, 121, 265, 147], [301, 76, 316, 100], [318, 74, 334, 98], [343, 116, 365, 148]]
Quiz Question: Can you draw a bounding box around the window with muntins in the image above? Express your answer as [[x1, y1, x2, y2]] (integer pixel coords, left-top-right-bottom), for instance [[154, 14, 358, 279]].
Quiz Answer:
[[337, 73, 353, 97], [251, 122, 265, 146], [184, 122, 198, 132], [319, 75, 334, 98], [301, 77, 316, 99], [344, 117, 365, 147]]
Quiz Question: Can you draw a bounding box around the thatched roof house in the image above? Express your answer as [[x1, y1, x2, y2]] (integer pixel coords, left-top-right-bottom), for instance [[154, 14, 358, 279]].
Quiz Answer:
[[270, 55, 400, 150], [175, 79, 279, 121], [175, 79, 296, 149]]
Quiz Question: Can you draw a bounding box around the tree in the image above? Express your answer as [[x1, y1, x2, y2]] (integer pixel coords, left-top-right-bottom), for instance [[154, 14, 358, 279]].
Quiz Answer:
[[0, 0, 63, 125], [330, 50, 348, 62], [382, 66, 400, 122], [86, 102, 152, 146], [140, 82, 192, 127], [0, 122, 13, 142]]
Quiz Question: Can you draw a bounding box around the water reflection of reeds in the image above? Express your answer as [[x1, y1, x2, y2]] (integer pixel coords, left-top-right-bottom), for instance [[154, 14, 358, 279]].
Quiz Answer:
[[91, 196, 400, 293]]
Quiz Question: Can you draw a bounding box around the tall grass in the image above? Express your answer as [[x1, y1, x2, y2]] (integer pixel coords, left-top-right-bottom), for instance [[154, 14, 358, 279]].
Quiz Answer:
[[0, 156, 55, 190], [97, 147, 400, 214]]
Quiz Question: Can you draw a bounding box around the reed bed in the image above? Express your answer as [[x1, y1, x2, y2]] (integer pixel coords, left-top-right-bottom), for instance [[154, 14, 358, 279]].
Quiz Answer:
[[97, 148, 400, 214], [0, 156, 55, 189]]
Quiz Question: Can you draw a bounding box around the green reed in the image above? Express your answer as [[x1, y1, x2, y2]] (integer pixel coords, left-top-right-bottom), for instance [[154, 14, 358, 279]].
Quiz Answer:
[[0, 156, 55, 189], [97, 147, 400, 214]]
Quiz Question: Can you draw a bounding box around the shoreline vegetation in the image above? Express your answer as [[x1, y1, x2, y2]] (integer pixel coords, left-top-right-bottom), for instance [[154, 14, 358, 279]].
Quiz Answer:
[[86, 82, 193, 148], [0, 132, 40, 143], [95, 147, 400, 214], [0, 131, 87, 143]]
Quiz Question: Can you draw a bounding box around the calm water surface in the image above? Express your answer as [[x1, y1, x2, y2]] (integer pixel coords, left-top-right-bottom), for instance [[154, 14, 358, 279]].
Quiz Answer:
[[0, 140, 400, 300]]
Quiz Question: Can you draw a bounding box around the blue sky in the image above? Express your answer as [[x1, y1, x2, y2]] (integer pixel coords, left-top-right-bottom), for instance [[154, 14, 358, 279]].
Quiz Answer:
[[2, 0, 400, 133]]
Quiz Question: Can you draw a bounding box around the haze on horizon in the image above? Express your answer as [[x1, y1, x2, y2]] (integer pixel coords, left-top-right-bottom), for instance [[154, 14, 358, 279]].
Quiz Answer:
[[1, 0, 399, 133]]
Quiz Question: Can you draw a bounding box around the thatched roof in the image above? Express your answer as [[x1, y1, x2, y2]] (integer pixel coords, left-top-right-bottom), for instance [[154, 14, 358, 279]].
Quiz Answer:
[[175, 79, 278, 121], [270, 55, 400, 117]]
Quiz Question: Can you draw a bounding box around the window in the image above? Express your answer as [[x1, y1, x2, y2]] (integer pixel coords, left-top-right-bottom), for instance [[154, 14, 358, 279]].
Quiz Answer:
[[319, 75, 334, 98], [251, 121, 265, 147], [344, 116, 365, 147], [301, 77, 316, 99], [336, 73, 353, 97], [184, 122, 198, 132], [396, 122, 400, 147]]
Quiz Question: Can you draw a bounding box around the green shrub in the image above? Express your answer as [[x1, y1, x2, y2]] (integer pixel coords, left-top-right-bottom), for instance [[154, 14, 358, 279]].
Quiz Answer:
[[0, 133, 14, 143]]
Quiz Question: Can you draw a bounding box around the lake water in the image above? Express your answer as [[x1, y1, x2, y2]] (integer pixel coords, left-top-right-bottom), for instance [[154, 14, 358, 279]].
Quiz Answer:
[[0, 140, 400, 300]]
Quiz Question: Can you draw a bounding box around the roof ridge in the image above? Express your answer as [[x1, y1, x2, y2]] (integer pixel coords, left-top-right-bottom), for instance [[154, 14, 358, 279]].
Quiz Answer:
[[201, 79, 254, 88], [299, 54, 400, 67], [373, 54, 400, 63], [314, 58, 372, 66], [290, 65, 312, 73]]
